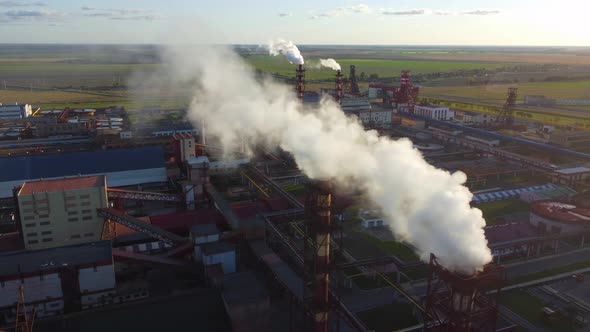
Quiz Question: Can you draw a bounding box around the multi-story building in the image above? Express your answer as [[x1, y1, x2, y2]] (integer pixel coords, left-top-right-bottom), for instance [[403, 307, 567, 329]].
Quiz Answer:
[[17, 176, 108, 250], [0, 240, 115, 322], [551, 167, 590, 188], [33, 122, 88, 137], [0, 103, 32, 121], [173, 133, 196, 162], [341, 99, 393, 128], [413, 105, 453, 121], [549, 130, 590, 148]]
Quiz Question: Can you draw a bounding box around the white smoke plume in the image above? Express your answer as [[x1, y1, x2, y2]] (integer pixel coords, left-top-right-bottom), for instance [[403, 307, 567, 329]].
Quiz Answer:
[[267, 39, 304, 65], [160, 45, 492, 274], [319, 58, 341, 71]]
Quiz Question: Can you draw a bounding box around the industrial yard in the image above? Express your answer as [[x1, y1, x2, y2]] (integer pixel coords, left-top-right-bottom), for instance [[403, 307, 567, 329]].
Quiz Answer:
[[0, 33, 590, 332]]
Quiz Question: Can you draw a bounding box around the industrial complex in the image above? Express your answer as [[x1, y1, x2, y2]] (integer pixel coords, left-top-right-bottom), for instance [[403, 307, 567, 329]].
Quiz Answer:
[[2, 48, 590, 332]]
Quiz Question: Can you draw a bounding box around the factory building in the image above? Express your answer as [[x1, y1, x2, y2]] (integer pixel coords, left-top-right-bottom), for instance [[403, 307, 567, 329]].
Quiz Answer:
[[359, 209, 385, 229], [0, 103, 32, 121], [0, 240, 115, 322], [453, 111, 496, 124], [0, 146, 167, 198], [341, 99, 372, 112], [341, 99, 392, 128], [33, 122, 88, 138], [549, 130, 590, 148], [413, 105, 453, 121], [173, 133, 196, 162], [552, 167, 590, 187], [222, 272, 270, 332], [530, 200, 590, 234], [17, 176, 108, 250]]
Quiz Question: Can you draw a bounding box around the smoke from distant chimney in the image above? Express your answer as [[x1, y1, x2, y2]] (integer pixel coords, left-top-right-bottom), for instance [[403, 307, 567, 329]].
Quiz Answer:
[[267, 39, 304, 65], [319, 58, 341, 71]]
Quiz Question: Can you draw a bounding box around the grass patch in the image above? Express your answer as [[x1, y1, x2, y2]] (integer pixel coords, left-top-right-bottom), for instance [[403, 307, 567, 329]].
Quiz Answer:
[[509, 261, 590, 285], [357, 302, 420, 332], [282, 184, 306, 197], [343, 267, 380, 290], [357, 231, 419, 262], [503, 289, 579, 332], [475, 199, 530, 226], [402, 265, 430, 281]]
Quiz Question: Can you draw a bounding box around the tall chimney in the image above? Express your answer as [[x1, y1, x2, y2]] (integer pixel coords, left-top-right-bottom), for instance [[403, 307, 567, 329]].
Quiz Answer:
[[335, 70, 343, 105], [310, 180, 332, 332], [296, 64, 305, 101]]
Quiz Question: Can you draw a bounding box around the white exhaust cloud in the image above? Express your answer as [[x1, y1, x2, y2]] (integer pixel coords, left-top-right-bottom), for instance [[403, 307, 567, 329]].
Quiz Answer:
[[318, 58, 341, 71], [267, 39, 304, 65], [159, 44, 492, 274]]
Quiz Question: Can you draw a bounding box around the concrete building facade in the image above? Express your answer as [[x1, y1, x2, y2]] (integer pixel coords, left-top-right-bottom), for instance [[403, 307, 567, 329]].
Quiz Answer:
[[17, 176, 108, 250], [0, 104, 32, 121], [552, 167, 590, 188], [0, 241, 115, 322], [414, 105, 453, 121]]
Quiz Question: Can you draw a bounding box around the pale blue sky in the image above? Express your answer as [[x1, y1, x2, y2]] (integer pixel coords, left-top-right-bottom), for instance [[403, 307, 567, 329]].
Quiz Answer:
[[0, 0, 587, 45]]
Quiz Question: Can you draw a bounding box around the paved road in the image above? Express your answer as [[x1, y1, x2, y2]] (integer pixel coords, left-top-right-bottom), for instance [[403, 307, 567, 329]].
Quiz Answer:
[[499, 305, 549, 332], [506, 247, 590, 280]]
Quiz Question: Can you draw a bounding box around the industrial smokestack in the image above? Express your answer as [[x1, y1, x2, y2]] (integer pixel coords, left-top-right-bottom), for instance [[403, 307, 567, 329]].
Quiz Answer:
[[159, 45, 492, 274], [335, 70, 343, 105], [296, 64, 305, 101], [307, 180, 332, 332]]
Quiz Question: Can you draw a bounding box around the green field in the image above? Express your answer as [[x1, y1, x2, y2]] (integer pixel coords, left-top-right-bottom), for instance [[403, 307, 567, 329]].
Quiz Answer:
[[0, 61, 159, 87], [357, 302, 419, 332], [357, 230, 419, 262], [503, 289, 580, 331], [475, 199, 530, 226], [245, 55, 509, 81], [423, 80, 590, 103]]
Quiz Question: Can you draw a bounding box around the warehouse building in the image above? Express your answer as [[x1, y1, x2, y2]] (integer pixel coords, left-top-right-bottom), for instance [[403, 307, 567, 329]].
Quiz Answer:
[[530, 200, 590, 234], [0, 103, 32, 121], [0, 146, 167, 198], [0, 240, 115, 323], [552, 167, 590, 187], [549, 130, 590, 148], [17, 176, 108, 250], [453, 111, 496, 124]]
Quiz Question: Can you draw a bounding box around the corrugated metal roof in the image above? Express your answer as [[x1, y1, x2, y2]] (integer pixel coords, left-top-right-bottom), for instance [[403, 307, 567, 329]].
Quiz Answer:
[[0, 240, 112, 277], [0, 147, 165, 182], [556, 167, 590, 175], [19, 175, 105, 195]]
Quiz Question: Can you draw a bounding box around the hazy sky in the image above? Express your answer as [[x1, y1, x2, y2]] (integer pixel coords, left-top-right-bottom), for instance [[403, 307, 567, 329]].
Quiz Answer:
[[0, 0, 587, 45]]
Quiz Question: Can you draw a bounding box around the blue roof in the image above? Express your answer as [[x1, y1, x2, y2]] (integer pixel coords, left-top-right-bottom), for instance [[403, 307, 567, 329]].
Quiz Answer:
[[0, 147, 165, 182]]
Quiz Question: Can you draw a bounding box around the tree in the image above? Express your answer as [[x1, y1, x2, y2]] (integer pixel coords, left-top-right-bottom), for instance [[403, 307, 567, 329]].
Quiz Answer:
[[359, 72, 367, 80], [369, 73, 379, 80]]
